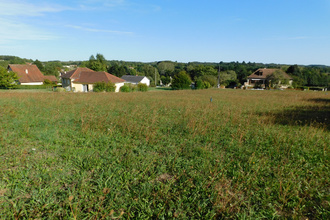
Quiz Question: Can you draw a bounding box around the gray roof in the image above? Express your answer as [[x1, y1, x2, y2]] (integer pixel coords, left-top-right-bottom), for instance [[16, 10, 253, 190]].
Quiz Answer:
[[121, 75, 146, 83]]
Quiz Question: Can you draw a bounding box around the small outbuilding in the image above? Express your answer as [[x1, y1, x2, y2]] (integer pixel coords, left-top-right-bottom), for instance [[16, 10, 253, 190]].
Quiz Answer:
[[121, 75, 150, 86]]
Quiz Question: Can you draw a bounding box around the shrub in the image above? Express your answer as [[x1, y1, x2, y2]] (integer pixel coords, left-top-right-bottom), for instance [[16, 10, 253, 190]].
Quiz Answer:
[[120, 84, 130, 92], [0, 66, 18, 89], [43, 79, 54, 86], [195, 79, 205, 89], [203, 81, 211, 89], [54, 87, 66, 92], [137, 83, 148, 92], [128, 83, 137, 92], [171, 71, 191, 90], [200, 75, 217, 87], [93, 82, 106, 92], [94, 81, 115, 92], [105, 82, 115, 92]]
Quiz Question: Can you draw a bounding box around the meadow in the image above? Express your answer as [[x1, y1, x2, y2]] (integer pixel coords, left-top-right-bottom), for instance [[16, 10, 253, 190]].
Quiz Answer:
[[0, 89, 329, 219]]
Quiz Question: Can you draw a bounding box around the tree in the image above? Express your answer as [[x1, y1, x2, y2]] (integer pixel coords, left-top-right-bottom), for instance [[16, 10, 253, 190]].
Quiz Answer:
[[141, 65, 159, 86], [161, 75, 171, 86], [199, 75, 217, 87], [87, 54, 107, 71], [266, 70, 289, 88], [157, 61, 175, 75], [33, 59, 44, 72], [286, 64, 301, 76], [44, 61, 62, 77], [188, 65, 217, 80], [108, 63, 127, 77], [171, 71, 191, 90], [0, 66, 19, 89], [219, 70, 237, 86]]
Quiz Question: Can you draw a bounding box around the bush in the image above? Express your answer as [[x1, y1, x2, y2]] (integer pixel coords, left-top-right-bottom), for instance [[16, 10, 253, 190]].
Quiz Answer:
[[195, 79, 205, 89], [93, 82, 106, 92], [120, 84, 130, 92], [0, 66, 18, 89], [200, 75, 217, 87], [171, 71, 192, 90], [128, 83, 137, 92], [54, 87, 66, 92], [43, 79, 55, 86], [203, 81, 211, 89], [94, 81, 115, 92], [137, 83, 148, 92], [105, 82, 115, 92]]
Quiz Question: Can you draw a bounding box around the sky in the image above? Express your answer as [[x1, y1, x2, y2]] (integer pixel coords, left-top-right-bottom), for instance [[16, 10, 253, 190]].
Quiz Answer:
[[1, 0, 330, 65]]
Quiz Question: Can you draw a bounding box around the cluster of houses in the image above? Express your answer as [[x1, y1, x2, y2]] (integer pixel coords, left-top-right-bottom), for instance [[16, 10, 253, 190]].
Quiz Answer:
[[6, 64, 293, 91], [6, 64, 150, 92]]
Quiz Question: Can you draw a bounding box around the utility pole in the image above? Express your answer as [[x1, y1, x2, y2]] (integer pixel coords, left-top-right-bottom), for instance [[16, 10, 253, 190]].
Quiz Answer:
[[217, 62, 221, 88], [155, 69, 157, 87]]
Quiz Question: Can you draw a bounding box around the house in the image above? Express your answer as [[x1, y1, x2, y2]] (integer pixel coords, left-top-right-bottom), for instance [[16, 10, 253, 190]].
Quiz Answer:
[[244, 68, 293, 89], [121, 75, 150, 86], [61, 67, 125, 92], [8, 64, 45, 85]]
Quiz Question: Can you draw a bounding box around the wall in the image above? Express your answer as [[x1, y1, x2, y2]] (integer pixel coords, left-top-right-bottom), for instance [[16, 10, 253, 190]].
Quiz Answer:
[[141, 77, 150, 86]]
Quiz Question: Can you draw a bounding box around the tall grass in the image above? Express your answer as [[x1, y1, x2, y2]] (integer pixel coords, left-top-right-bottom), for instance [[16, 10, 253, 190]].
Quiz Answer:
[[0, 89, 329, 219]]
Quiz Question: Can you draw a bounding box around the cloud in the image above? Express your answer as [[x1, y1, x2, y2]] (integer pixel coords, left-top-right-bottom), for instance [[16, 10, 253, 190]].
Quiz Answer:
[[0, 0, 72, 16], [0, 0, 71, 43], [66, 25, 133, 35], [0, 18, 58, 44], [264, 36, 310, 41], [78, 0, 125, 9]]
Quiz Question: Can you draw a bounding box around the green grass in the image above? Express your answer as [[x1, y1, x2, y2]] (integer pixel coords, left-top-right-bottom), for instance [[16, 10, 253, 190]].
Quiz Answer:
[[0, 89, 329, 219]]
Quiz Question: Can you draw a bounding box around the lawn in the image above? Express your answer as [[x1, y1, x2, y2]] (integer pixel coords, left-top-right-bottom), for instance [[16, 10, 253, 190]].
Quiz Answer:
[[0, 89, 329, 219]]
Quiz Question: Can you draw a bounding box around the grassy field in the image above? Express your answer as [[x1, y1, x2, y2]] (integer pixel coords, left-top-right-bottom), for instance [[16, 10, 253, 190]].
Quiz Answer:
[[0, 89, 329, 219]]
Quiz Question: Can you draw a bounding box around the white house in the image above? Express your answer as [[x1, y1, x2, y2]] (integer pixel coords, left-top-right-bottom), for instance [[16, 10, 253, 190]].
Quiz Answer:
[[121, 75, 150, 86], [61, 67, 125, 92]]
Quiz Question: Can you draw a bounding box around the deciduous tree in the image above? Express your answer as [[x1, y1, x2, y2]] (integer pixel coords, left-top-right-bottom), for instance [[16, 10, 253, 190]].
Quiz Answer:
[[0, 66, 19, 89], [171, 71, 191, 90]]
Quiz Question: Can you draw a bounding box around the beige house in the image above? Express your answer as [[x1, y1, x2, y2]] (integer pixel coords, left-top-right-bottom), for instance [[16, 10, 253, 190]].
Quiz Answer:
[[245, 68, 293, 89], [61, 67, 125, 92]]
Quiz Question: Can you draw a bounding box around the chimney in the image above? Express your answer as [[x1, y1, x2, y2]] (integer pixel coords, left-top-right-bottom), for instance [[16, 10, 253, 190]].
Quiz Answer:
[[25, 69, 28, 74]]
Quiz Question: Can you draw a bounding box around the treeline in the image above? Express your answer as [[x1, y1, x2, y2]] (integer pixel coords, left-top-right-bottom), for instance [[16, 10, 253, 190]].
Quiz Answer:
[[1, 55, 329, 88]]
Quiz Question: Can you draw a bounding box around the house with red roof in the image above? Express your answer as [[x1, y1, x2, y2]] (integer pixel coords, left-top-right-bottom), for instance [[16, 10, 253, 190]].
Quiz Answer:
[[7, 64, 58, 85], [244, 68, 293, 89], [8, 64, 45, 85], [61, 67, 126, 92]]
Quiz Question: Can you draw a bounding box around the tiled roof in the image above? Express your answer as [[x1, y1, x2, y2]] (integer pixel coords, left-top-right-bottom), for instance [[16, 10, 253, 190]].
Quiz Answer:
[[61, 67, 94, 79], [44, 75, 58, 82], [248, 68, 292, 79], [62, 68, 125, 84], [121, 75, 146, 83], [8, 64, 45, 83]]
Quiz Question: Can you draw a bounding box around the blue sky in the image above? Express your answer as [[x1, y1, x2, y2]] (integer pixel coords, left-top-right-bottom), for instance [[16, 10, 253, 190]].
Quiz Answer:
[[1, 0, 330, 65]]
